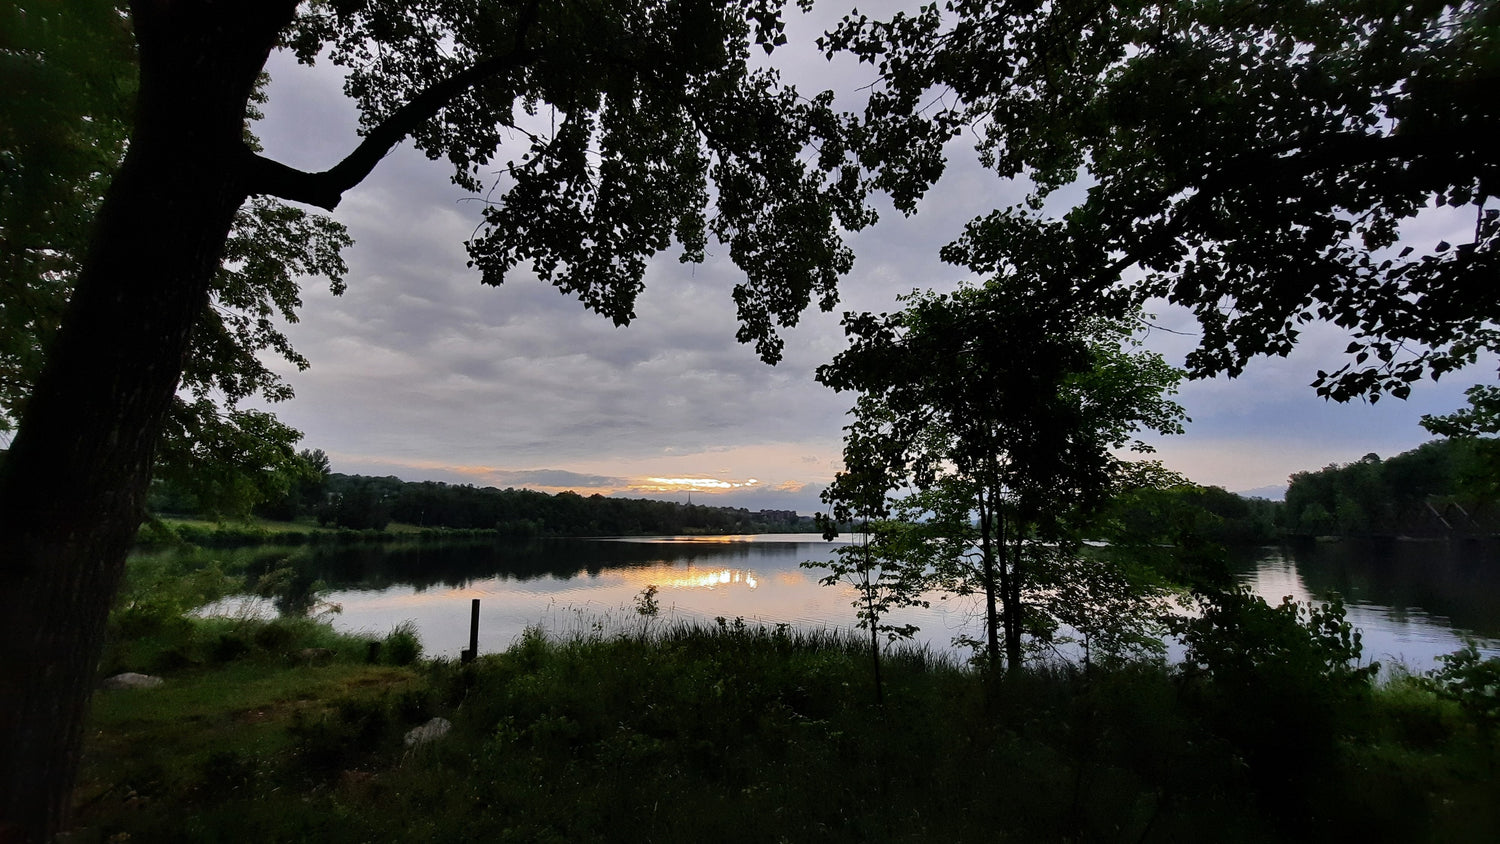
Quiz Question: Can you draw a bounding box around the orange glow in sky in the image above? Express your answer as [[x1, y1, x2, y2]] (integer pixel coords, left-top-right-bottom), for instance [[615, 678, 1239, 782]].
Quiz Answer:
[[630, 477, 760, 493]]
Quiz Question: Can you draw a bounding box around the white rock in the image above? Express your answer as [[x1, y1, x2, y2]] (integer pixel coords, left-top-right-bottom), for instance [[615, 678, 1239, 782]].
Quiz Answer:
[[102, 672, 163, 690], [403, 716, 452, 747]]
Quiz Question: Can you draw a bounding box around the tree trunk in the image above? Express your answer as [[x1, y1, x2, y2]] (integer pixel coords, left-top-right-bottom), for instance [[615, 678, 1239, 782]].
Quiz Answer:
[[867, 594, 885, 706], [995, 504, 1023, 673], [978, 492, 1002, 673], [0, 4, 291, 840], [1002, 531, 1024, 673]]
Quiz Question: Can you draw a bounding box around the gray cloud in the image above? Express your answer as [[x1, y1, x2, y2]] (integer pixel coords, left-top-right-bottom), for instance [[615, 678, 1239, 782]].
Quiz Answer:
[[245, 16, 1486, 515], [491, 469, 632, 489]]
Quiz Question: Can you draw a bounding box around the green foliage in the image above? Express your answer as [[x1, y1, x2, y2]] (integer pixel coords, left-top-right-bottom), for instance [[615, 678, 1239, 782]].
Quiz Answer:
[[1097, 475, 1282, 549], [316, 477, 393, 531], [250, 448, 332, 522], [1, 2, 351, 516], [1426, 641, 1500, 737], [1284, 438, 1500, 536], [632, 584, 661, 619], [1173, 588, 1380, 827], [1177, 589, 1377, 694], [241, 471, 816, 537], [0, 0, 134, 425], [1026, 546, 1170, 670], [274, 0, 880, 365], [382, 621, 423, 667], [816, 278, 1186, 671], [827, 0, 1500, 404], [76, 619, 1500, 842], [109, 554, 238, 645], [1425, 385, 1500, 438]]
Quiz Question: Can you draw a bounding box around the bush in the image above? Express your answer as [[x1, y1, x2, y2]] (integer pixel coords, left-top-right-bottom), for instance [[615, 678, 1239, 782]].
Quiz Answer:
[[288, 696, 394, 776], [1425, 641, 1500, 753], [251, 618, 299, 654], [1173, 587, 1379, 829], [383, 621, 423, 666]]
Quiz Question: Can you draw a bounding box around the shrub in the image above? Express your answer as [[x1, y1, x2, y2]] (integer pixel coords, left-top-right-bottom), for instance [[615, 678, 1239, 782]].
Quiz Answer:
[[251, 618, 299, 654], [1173, 587, 1379, 829], [384, 621, 423, 666], [288, 697, 393, 776], [1426, 641, 1500, 752]]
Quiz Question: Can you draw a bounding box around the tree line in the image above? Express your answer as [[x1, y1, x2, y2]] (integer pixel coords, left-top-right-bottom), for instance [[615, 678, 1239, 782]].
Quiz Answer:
[[1284, 439, 1500, 538], [320, 474, 817, 536], [147, 463, 816, 537]]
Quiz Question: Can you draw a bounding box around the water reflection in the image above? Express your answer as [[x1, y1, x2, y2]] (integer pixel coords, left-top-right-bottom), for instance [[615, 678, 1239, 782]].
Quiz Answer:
[[185, 535, 1499, 669], [1230, 542, 1500, 669]]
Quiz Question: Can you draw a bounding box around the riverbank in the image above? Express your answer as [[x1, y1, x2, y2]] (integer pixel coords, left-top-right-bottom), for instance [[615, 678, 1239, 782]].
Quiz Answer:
[[73, 607, 1500, 843], [137, 516, 502, 549], [137, 516, 825, 549]]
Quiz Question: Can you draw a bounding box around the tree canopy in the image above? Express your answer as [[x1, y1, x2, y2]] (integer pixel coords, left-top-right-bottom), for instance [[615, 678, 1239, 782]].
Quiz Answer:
[[816, 278, 1186, 670], [827, 0, 1500, 402], [1284, 437, 1500, 536], [260, 0, 875, 363], [1, 1, 351, 515], [0, 2, 889, 838]]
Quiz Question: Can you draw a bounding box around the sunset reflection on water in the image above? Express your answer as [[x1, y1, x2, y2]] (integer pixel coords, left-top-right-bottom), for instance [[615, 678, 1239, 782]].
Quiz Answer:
[[193, 536, 1499, 671]]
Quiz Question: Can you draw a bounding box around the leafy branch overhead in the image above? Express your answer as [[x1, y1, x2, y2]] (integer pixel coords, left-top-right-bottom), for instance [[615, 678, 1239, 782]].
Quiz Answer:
[[259, 0, 875, 364], [827, 0, 1500, 401], [1, 3, 350, 514], [2, 3, 891, 838]]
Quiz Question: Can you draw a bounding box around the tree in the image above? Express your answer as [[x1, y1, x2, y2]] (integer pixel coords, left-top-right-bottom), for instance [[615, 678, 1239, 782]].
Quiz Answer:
[[1094, 473, 1283, 551], [817, 278, 1185, 673], [253, 448, 333, 521], [2, 0, 353, 517], [806, 401, 932, 703], [825, 0, 1500, 404], [0, 2, 881, 838], [1282, 438, 1499, 535], [1421, 386, 1500, 499]]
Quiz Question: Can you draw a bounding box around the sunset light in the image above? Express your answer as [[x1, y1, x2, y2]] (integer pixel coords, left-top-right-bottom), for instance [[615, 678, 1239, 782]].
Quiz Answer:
[[630, 477, 761, 493], [662, 568, 759, 590]]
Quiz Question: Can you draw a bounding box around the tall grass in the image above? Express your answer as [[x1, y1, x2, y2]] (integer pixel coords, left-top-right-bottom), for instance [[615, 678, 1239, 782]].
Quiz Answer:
[[78, 593, 1500, 843]]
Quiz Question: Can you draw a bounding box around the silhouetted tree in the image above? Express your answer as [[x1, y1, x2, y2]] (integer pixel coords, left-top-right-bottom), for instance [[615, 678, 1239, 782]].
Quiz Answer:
[[817, 279, 1185, 672], [0, 2, 882, 837], [826, 0, 1499, 405]]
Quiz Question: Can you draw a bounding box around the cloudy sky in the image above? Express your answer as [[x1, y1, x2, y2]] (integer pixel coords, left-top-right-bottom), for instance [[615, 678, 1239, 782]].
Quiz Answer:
[[246, 5, 1487, 514]]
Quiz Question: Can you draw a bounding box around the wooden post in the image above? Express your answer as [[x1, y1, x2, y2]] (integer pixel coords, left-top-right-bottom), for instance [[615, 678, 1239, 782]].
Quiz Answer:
[[462, 598, 480, 663]]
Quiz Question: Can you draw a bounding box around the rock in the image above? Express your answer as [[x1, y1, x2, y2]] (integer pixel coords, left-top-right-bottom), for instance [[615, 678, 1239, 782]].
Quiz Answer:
[[403, 717, 452, 748], [102, 672, 163, 690]]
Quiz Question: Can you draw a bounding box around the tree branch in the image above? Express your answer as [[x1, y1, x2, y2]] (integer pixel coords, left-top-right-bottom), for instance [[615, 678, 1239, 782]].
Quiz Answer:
[[1081, 119, 1500, 293], [248, 1, 539, 211]]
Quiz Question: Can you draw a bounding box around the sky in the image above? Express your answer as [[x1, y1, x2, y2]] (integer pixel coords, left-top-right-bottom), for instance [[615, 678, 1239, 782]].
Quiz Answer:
[[244, 4, 1488, 514]]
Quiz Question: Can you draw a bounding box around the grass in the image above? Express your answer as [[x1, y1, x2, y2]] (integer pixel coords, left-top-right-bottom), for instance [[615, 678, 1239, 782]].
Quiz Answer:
[[138, 517, 500, 550], [157, 515, 329, 534], [79, 661, 421, 797], [67, 550, 1500, 842], [69, 611, 1500, 843]]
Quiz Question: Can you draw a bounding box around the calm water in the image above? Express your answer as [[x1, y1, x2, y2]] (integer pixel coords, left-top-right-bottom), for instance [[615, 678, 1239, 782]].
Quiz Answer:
[[209, 534, 1500, 670]]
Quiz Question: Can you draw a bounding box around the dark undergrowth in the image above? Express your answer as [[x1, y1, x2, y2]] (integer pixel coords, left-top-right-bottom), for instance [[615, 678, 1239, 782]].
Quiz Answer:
[[72, 613, 1500, 843]]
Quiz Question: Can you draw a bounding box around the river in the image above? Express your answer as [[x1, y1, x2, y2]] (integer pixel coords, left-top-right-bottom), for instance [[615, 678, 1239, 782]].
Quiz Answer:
[[201, 533, 1500, 671]]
